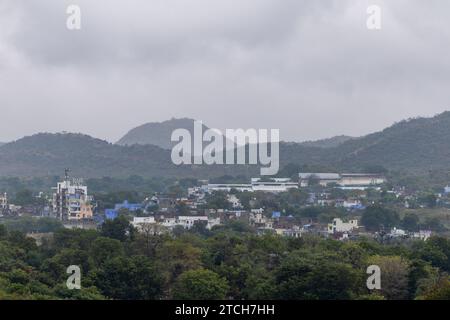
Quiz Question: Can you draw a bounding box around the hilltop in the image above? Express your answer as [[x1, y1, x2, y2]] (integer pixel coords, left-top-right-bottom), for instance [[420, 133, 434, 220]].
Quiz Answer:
[[1, 112, 450, 177]]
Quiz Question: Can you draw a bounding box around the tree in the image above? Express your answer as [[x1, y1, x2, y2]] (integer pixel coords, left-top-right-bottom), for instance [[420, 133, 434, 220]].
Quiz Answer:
[[101, 215, 135, 242], [419, 193, 437, 208], [53, 228, 99, 251], [401, 214, 420, 232], [175, 202, 190, 215], [93, 255, 163, 300], [300, 207, 322, 219], [42, 248, 92, 283], [13, 189, 35, 206], [0, 225, 7, 239], [89, 237, 124, 266], [235, 191, 253, 210], [416, 275, 450, 300], [421, 217, 446, 232], [2, 217, 63, 234], [156, 240, 203, 283], [206, 191, 231, 210], [134, 223, 168, 257], [275, 252, 362, 299], [307, 174, 320, 187], [173, 269, 229, 299], [361, 205, 400, 231], [367, 255, 410, 300], [414, 237, 450, 272]]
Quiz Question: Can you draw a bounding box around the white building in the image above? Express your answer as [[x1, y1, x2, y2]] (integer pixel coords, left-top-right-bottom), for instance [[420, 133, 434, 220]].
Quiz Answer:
[[162, 216, 221, 230], [249, 213, 273, 229], [412, 230, 432, 240], [299, 173, 341, 187], [389, 227, 407, 238], [300, 173, 386, 188], [132, 216, 156, 228], [227, 194, 242, 209], [328, 218, 359, 234], [204, 184, 253, 193], [339, 174, 386, 187], [251, 178, 299, 192], [205, 177, 298, 193], [275, 226, 303, 238], [0, 193, 7, 210], [52, 172, 93, 221], [342, 199, 362, 209]]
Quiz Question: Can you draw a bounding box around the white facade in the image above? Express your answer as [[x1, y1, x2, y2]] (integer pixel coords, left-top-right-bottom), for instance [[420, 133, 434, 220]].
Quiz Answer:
[[132, 216, 156, 227], [342, 199, 362, 208], [251, 178, 298, 192], [300, 173, 386, 187], [339, 174, 386, 186], [249, 213, 273, 229], [328, 218, 358, 234], [52, 178, 93, 220], [162, 216, 221, 230], [227, 194, 242, 209], [205, 177, 298, 193], [0, 193, 7, 210], [412, 230, 432, 240], [275, 226, 303, 238], [205, 184, 253, 193], [389, 227, 407, 237]]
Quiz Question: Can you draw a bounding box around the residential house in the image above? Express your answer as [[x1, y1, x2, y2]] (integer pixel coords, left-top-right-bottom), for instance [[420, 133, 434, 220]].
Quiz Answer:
[[327, 218, 359, 234]]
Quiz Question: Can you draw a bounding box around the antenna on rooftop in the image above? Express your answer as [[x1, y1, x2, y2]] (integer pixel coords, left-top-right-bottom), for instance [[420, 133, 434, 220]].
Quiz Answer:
[[64, 168, 70, 181]]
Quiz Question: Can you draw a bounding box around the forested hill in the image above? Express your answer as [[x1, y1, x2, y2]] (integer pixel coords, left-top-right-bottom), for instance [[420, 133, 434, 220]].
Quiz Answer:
[[329, 111, 450, 172], [0, 133, 258, 178], [1, 112, 450, 178], [298, 135, 354, 148]]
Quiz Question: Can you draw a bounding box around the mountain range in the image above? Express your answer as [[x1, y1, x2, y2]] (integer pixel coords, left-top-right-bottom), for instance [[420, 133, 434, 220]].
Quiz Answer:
[[1, 112, 450, 178]]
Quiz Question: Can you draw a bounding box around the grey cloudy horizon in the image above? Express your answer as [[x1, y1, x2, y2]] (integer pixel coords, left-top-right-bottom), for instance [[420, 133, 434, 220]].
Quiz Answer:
[[1, 0, 450, 143]]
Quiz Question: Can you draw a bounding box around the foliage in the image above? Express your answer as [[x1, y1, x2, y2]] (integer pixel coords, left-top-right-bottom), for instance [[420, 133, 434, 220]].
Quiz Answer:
[[172, 269, 229, 300], [361, 205, 400, 231], [0, 219, 450, 300]]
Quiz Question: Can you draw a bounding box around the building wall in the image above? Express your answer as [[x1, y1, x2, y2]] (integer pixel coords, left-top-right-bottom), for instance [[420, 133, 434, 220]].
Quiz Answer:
[[328, 218, 358, 234], [0, 193, 7, 209], [339, 175, 385, 186], [52, 179, 92, 221]]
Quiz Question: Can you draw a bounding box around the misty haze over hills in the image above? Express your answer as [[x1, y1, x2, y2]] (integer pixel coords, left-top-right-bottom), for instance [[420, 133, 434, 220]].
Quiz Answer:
[[1, 112, 450, 178], [116, 118, 355, 150]]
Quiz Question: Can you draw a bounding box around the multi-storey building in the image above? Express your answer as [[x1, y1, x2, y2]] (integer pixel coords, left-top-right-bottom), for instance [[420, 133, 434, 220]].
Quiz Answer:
[[0, 193, 7, 211], [52, 172, 93, 220], [327, 218, 359, 234]]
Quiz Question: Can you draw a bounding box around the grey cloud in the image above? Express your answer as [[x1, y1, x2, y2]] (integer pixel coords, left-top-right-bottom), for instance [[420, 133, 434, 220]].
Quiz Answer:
[[0, 0, 449, 143]]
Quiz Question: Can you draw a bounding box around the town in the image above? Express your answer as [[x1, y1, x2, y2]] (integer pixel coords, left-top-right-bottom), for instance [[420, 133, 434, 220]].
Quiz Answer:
[[1, 169, 448, 243]]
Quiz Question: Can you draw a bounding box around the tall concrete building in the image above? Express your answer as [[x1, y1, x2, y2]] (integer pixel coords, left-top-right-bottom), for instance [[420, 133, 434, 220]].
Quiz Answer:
[[52, 170, 93, 220], [0, 193, 7, 211]]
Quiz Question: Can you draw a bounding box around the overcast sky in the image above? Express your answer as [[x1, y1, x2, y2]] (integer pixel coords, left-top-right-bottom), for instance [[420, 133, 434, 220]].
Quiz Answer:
[[1, 0, 449, 143]]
